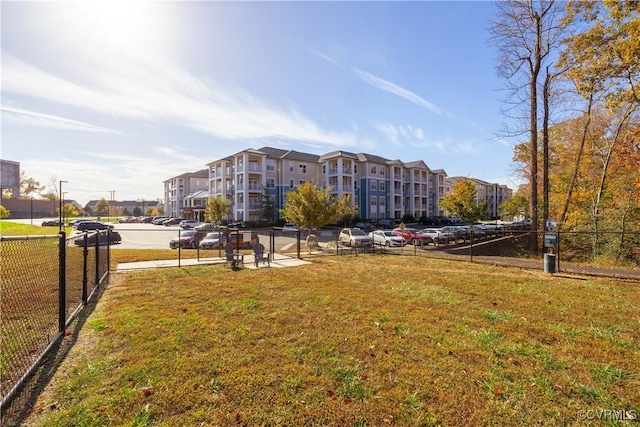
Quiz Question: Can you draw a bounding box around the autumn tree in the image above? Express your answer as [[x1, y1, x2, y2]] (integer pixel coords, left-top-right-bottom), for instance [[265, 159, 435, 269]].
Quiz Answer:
[[279, 182, 355, 230], [19, 172, 45, 197], [440, 179, 489, 223], [491, 0, 567, 254], [499, 188, 529, 220], [0, 205, 10, 219], [95, 198, 110, 216], [557, 1, 640, 234], [204, 196, 231, 225], [59, 203, 79, 224]]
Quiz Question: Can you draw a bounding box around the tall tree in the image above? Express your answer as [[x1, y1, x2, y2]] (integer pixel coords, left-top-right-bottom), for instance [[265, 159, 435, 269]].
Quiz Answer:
[[95, 198, 110, 216], [499, 188, 529, 220], [440, 179, 489, 222], [19, 172, 44, 197], [279, 182, 355, 230], [204, 196, 231, 225], [490, 0, 566, 254]]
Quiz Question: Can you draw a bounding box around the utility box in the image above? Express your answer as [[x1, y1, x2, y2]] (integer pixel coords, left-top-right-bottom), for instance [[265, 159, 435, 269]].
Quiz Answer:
[[544, 232, 557, 248]]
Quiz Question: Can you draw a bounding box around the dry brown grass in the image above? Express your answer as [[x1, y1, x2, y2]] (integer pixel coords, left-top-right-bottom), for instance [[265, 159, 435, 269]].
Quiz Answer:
[[21, 256, 640, 426]]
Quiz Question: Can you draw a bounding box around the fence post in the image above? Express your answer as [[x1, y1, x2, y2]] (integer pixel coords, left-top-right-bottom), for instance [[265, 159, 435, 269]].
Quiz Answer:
[[470, 229, 474, 262], [82, 233, 88, 304], [270, 228, 275, 262], [58, 231, 66, 333], [94, 232, 100, 286]]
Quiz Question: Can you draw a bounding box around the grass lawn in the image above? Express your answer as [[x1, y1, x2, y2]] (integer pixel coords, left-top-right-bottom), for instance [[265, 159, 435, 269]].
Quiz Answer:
[[20, 256, 640, 426]]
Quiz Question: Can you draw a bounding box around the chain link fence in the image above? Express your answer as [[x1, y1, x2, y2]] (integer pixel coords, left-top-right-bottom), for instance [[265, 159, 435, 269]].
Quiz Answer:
[[1, 230, 110, 423]]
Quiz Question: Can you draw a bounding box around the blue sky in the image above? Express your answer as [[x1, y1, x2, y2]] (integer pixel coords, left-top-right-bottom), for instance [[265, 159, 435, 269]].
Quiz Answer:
[[1, 1, 517, 206]]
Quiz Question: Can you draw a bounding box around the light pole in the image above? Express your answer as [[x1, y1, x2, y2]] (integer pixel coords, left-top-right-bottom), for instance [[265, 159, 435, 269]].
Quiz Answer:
[[59, 180, 68, 231]]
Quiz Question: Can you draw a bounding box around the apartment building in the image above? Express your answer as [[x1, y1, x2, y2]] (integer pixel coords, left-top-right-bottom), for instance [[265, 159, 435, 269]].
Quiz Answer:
[[446, 176, 513, 219], [198, 146, 449, 223], [163, 169, 209, 218]]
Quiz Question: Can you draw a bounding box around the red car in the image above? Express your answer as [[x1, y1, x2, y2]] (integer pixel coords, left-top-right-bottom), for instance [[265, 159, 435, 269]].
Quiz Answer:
[[392, 228, 432, 245]]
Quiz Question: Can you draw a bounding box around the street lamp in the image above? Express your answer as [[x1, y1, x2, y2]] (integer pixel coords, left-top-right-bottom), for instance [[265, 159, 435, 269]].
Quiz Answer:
[[59, 180, 68, 231]]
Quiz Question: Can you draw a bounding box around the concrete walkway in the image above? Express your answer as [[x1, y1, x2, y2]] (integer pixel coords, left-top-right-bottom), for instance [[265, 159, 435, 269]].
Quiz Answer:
[[116, 252, 310, 271]]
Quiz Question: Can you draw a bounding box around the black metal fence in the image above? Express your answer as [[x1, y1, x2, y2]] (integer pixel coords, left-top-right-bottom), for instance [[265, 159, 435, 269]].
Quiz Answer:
[[0, 230, 111, 422], [105, 225, 640, 280]]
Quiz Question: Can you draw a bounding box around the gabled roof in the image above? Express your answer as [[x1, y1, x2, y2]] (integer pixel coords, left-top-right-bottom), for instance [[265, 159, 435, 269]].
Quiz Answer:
[[184, 190, 209, 199], [404, 160, 430, 170], [318, 150, 359, 161]]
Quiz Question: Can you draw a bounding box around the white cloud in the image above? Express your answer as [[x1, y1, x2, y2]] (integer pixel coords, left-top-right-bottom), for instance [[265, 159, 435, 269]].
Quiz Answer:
[[1, 105, 121, 134], [307, 47, 343, 68], [352, 69, 453, 117], [2, 51, 360, 148], [376, 123, 481, 155]]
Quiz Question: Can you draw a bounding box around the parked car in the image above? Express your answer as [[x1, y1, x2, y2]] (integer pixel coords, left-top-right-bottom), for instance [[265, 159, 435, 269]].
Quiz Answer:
[[70, 219, 91, 228], [199, 232, 224, 249], [163, 217, 184, 226], [369, 230, 406, 247], [338, 227, 372, 247], [375, 219, 396, 229], [195, 223, 224, 232], [440, 226, 470, 240], [169, 230, 203, 249], [392, 227, 432, 245], [228, 222, 245, 229], [74, 230, 121, 246], [42, 220, 61, 227], [76, 221, 114, 232], [282, 223, 299, 234], [151, 216, 168, 225], [119, 216, 139, 223], [179, 220, 201, 229], [421, 229, 455, 244]]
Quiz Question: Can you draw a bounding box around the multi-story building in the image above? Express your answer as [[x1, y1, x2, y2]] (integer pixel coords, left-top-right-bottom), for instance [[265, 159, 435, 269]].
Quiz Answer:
[[200, 146, 454, 223], [163, 170, 209, 218], [207, 148, 320, 223], [446, 177, 513, 219]]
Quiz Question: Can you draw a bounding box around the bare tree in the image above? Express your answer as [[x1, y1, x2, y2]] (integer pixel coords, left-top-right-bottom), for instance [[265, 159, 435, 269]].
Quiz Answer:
[[490, 0, 566, 254]]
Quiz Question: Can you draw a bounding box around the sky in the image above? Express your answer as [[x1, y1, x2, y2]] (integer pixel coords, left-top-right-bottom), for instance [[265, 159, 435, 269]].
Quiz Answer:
[[1, 0, 520, 207]]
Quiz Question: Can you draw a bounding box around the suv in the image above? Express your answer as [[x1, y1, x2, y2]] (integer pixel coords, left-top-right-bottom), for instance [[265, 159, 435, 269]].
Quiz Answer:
[[76, 221, 114, 231], [338, 228, 372, 247]]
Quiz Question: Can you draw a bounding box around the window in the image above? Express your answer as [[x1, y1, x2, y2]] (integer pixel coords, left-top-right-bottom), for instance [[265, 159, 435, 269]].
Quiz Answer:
[[379, 197, 386, 206], [266, 160, 275, 171], [380, 167, 385, 176], [370, 180, 377, 191], [289, 179, 294, 189], [266, 178, 275, 188], [379, 181, 386, 192], [299, 180, 306, 186], [371, 196, 377, 205], [322, 164, 326, 174], [354, 165, 358, 174], [299, 163, 307, 174], [289, 162, 294, 173], [370, 165, 377, 174]]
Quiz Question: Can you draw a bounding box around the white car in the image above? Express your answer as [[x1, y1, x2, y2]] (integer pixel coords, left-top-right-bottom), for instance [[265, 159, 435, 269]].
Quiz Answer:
[[369, 230, 406, 247], [282, 223, 299, 234], [339, 228, 372, 247]]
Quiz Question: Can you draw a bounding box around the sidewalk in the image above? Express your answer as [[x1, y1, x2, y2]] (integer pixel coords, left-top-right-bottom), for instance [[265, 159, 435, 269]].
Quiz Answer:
[[116, 252, 310, 271]]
